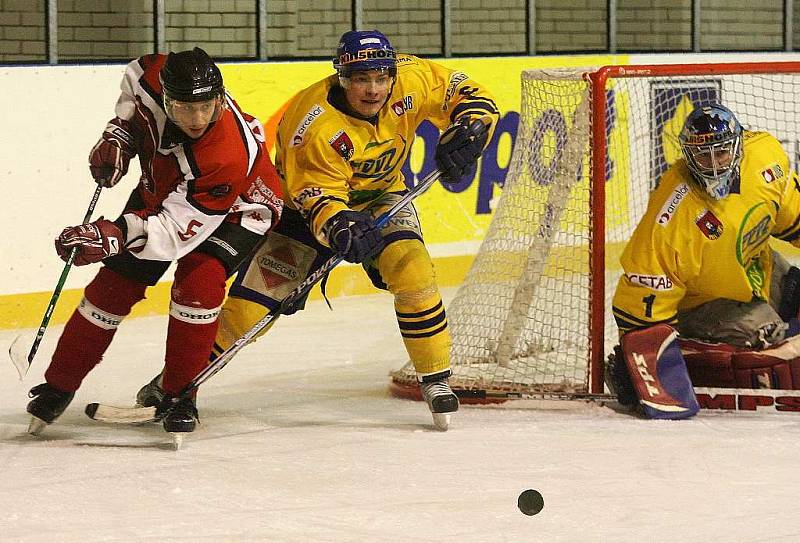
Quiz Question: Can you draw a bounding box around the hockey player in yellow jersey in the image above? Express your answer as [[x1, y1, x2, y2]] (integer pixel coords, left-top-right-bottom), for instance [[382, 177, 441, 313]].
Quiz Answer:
[[608, 104, 800, 419], [136, 30, 499, 429]]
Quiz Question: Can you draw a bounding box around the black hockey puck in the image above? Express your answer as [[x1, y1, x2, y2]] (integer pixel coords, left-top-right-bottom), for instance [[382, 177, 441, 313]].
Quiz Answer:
[[518, 489, 544, 516], [85, 402, 99, 419]]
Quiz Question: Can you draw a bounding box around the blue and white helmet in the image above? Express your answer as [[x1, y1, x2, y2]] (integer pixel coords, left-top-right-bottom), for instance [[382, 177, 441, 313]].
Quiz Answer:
[[679, 104, 743, 200], [333, 30, 397, 78]]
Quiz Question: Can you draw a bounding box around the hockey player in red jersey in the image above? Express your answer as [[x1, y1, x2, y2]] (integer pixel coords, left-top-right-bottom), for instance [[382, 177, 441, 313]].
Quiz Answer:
[[26, 47, 283, 437]]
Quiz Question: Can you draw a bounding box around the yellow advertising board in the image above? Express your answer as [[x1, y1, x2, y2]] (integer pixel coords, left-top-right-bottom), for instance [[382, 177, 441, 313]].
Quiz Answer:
[[2, 54, 630, 329], [221, 55, 627, 248]]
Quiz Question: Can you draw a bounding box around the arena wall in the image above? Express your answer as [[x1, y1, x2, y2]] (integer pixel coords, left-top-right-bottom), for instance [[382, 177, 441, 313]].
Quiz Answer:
[[3, 51, 800, 329]]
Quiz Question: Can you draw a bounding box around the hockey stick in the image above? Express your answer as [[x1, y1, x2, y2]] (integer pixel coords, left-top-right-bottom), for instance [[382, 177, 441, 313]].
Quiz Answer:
[[85, 167, 446, 424], [9, 184, 103, 379]]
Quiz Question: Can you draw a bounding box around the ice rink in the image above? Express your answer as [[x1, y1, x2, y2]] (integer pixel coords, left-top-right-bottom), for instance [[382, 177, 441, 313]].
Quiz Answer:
[[1, 291, 799, 542]]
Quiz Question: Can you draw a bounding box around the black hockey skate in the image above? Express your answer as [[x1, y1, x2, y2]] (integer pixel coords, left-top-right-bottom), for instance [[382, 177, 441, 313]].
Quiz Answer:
[[419, 372, 459, 431], [136, 374, 165, 408], [156, 395, 198, 450], [605, 346, 638, 408], [26, 383, 75, 435], [158, 396, 198, 433]]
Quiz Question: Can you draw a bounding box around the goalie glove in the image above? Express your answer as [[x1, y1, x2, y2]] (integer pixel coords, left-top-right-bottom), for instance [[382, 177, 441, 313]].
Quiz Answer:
[[435, 117, 490, 186], [55, 218, 125, 266], [89, 118, 136, 188]]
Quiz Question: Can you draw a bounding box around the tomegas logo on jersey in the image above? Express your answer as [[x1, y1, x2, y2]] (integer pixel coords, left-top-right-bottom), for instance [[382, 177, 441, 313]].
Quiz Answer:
[[291, 104, 325, 147], [656, 183, 690, 226]]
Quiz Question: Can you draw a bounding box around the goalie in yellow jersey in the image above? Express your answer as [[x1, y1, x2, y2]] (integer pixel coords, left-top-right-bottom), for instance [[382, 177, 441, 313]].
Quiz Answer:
[[135, 30, 499, 429], [608, 103, 800, 419]]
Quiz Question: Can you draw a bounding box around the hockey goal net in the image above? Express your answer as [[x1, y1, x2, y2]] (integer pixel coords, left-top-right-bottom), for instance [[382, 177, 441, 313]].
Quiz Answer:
[[390, 61, 800, 403]]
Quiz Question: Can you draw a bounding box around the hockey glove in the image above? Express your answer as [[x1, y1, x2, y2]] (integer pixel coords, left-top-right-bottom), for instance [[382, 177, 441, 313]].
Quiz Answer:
[[89, 118, 135, 188], [55, 217, 125, 266], [325, 210, 386, 264], [435, 117, 490, 185]]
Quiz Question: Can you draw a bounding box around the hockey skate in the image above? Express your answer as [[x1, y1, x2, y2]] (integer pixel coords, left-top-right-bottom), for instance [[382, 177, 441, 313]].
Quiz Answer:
[[419, 374, 459, 431], [26, 383, 75, 436], [158, 396, 198, 449], [136, 374, 165, 408]]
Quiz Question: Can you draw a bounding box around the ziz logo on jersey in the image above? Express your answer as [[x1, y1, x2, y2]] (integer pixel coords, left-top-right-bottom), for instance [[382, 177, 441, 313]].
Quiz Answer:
[[761, 163, 784, 183], [391, 95, 414, 116]]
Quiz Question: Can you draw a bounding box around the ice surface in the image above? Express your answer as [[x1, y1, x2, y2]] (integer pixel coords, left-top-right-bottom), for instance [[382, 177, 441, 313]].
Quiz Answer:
[[1, 292, 799, 542]]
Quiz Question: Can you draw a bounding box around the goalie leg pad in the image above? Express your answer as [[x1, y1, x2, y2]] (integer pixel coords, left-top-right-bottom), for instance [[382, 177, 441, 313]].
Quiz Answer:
[[621, 324, 699, 419]]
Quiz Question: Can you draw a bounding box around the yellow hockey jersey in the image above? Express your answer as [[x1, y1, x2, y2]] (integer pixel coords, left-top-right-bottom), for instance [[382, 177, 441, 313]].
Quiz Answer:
[[274, 54, 499, 243], [612, 131, 800, 334]]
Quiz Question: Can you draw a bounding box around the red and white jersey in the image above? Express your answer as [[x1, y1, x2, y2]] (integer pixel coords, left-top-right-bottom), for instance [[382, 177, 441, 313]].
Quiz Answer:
[[111, 54, 283, 261]]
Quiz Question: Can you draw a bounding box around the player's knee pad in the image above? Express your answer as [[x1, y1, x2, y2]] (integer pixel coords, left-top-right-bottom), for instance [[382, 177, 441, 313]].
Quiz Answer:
[[169, 253, 226, 327], [375, 239, 437, 304], [214, 295, 274, 355], [80, 266, 147, 329], [618, 324, 699, 419], [172, 252, 227, 309], [682, 335, 800, 389]]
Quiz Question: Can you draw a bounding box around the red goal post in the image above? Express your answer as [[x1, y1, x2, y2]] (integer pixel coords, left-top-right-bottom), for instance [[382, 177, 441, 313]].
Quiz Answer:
[[390, 61, 800, 404]]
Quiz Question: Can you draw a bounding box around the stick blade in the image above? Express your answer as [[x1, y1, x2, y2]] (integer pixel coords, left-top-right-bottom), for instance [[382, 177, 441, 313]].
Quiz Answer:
[[85, 402, 158, 424], [8, 334, 32, 380]]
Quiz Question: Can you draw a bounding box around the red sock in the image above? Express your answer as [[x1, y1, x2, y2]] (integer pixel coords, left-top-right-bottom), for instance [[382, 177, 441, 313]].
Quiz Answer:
[[45, 267, 146, 392], [161, 253, 226, 395]]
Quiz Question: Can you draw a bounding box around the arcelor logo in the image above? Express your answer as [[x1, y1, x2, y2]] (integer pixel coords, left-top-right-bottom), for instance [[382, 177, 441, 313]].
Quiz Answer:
[[657, 183, 689, 226], [291, 104, 325, 147]]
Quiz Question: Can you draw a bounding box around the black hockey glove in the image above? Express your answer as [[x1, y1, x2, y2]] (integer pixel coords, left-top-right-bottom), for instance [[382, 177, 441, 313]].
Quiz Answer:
[[325, 210, 386, 264], [435, 117, 490, 185]]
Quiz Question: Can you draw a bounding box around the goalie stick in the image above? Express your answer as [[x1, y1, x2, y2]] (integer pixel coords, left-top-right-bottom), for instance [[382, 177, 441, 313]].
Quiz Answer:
[[86, 166, 448, 425], [9, 184, 103, 379]]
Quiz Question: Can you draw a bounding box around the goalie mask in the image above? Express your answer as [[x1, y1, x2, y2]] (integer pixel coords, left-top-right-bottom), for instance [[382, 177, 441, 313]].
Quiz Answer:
[[333, 30, 397, 79], [159, 47, 225, 134], [679, 104, 743, 200]]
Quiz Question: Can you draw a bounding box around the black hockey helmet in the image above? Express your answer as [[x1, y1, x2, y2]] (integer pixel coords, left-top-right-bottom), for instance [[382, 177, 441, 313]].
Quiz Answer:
[[159, 47, 224, 103]]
